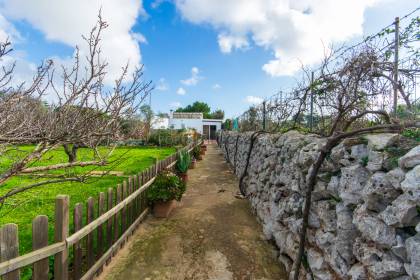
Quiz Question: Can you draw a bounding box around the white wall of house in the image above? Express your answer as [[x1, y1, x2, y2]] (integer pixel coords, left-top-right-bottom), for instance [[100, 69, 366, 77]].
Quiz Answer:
[[202, 119, 222, 130], [151, 116, 169, 129], [169, 118, 204, 133]]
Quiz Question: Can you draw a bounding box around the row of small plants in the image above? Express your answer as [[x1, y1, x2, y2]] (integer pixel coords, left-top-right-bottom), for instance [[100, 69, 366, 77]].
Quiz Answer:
[[147, 143, 206, 217]]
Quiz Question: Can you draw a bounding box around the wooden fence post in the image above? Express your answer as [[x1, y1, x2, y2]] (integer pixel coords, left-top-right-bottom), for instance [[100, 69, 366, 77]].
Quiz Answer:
[[106, 188, 113, 264], [0, 224, 20, 280], [32, 216, 49, 280], [128, 177, 133, 226], [97, 192, 105, 260], [139, 172, 144, 212], [122, 181, 128, 234], [107, 188, 113, 248], [132, 175, 138, 217], [54, 195, 69, 280], [114, 185, 122, 243], [86, 197, 95, 269], [73, 203, 83, 280]]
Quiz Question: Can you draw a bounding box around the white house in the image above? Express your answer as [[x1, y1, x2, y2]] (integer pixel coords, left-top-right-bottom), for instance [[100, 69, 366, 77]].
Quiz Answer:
[[151, 116, 169, 129], [168, 112, 222, 140]]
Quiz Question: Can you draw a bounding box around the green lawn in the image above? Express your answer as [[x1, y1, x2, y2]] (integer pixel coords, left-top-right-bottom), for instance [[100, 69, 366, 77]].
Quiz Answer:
[[0, 145, 176, 255]]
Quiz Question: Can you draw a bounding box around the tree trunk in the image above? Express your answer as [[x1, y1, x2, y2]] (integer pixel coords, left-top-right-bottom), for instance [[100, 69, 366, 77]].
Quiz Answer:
[[63, 144, 79, 163]]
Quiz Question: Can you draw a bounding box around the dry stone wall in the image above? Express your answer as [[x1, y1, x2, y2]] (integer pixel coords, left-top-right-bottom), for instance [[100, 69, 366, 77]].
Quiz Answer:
[[219, 131, 420, 280]]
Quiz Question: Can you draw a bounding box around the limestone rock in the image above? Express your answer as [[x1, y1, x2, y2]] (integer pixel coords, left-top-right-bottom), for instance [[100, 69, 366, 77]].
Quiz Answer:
[[348, 264, 367, 280], [362, 172, 401, 212], [386, 167, 406, 190], [335, 203, 357, 264], [353, 205, 396, 248], [313, 200, 336, 232], [329, 245, 351, 278], [399, 145, 420, 169], [326, 176, 340, 197], [307, 248, 334, 280], [366, 258, 405, 279], [367, 150, 385, 172], [353, 238, 405, 279], [365, 133, 399, 150], [330, 143, 349, 165], [315, 229, 334, 256], [405, 234, 420, 279], [339, 165, 369, 206], [351, 144, 369, 161], [379, 194, 419, 227], [401, 165, 420, 201]]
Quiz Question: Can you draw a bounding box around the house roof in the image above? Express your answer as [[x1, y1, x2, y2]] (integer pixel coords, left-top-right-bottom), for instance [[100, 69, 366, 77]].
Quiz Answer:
[[172, 112, 203, 119]]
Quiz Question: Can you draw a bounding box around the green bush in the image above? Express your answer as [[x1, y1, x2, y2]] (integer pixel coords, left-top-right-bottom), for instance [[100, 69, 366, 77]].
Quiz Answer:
[[148, 129, 190, 146], [176, 150, 191, 174], [360, 156, 369, 167], [402, 128, 420, 142], [192, 145, 201, 159], [147, 171, 186, 202]]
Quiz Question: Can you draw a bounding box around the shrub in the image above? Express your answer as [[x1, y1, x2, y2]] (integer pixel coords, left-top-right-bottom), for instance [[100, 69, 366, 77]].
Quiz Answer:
[[360, 156, 369, 167], [192, 145, 201, 159], [402, 128, 420, 142], [148, 129, 190, 146], [147, 171, 186, 202], [176, 150, 191, 174]]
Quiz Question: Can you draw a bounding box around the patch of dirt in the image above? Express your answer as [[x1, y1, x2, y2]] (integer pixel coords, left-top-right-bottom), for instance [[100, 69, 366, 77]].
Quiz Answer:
[[89, 171, 125, 176], [98, 144, 287, 280]]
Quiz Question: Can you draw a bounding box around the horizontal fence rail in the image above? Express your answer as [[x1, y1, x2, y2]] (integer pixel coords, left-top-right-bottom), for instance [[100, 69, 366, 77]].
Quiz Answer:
[[0, 142, 201, 280]]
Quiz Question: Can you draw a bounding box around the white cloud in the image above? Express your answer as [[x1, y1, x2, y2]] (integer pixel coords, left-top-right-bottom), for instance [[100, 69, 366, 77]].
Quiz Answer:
[[0, 0, 147, 84], [218, 33, 249, 53], [170, 101, 181, 108], [0, 52, 37, 86], [0, 13, 21, 43], [212, 83, 221, 90], [177, 87, 186, 95], [151, 0, 167, 9], [131, 32, 148, 44], [156, 77, 169, 91], [180, 66, 202, 86], [175, 0, 380, 76], [245, 95, 263, 104]]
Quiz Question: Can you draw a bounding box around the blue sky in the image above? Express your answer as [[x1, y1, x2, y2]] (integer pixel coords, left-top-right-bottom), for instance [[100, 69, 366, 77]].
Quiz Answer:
[[0, 0, 419, 118]]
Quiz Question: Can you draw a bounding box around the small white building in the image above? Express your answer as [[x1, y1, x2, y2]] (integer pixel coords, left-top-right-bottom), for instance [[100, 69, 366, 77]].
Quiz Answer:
[[168, 112, 222, 140], [151, 116, 169, 129]]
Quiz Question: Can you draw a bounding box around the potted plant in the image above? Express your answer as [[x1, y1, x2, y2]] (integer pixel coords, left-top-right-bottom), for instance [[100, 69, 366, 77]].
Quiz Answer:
[[201, 143, 207, 151], [189, 157, 197, 169], [147, 171, 186, 218], [176, 150, 191, 183], [193, 145, 202, 160], [200, 144, 206, 156]]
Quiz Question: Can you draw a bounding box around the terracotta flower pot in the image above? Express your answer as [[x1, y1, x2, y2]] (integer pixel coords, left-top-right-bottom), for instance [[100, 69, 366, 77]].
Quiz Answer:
[[179, 172, 188, 183], [197, 154, 203, 160], [201, 145, 207, 151], [153, 200, 176, 218], [189, 160, 197, 169]]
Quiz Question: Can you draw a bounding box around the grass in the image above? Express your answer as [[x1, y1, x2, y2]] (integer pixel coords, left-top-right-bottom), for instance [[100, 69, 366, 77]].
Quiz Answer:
[[0, 145, 176, 255]]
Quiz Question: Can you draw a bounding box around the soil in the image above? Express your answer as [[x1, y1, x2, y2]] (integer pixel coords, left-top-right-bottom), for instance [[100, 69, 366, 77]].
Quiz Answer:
[[99, 144, 287, 280]]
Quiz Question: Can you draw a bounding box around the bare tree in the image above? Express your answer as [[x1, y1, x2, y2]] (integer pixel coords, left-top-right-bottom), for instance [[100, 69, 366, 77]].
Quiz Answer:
[[0, 14, 152, 203]]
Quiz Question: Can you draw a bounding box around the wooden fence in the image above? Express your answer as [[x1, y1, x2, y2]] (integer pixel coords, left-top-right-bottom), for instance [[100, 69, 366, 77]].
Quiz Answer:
[[0, 143, 199, 280]]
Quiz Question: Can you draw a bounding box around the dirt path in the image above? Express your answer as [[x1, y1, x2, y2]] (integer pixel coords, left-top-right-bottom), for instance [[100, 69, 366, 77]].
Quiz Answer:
[[100, 144, 286, 280]]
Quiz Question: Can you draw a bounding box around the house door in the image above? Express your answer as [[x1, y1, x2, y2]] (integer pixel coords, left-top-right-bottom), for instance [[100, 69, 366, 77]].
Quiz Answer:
[[203, 125, 217, 140], [210, 125, 216, 140]]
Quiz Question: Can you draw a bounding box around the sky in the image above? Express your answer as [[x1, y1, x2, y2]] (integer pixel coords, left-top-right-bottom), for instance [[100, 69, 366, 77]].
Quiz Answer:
[[0, 0, 418, 118]]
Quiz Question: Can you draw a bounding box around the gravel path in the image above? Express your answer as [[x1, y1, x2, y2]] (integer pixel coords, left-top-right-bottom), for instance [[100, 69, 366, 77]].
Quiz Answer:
[[100, 144, 286, 280]]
